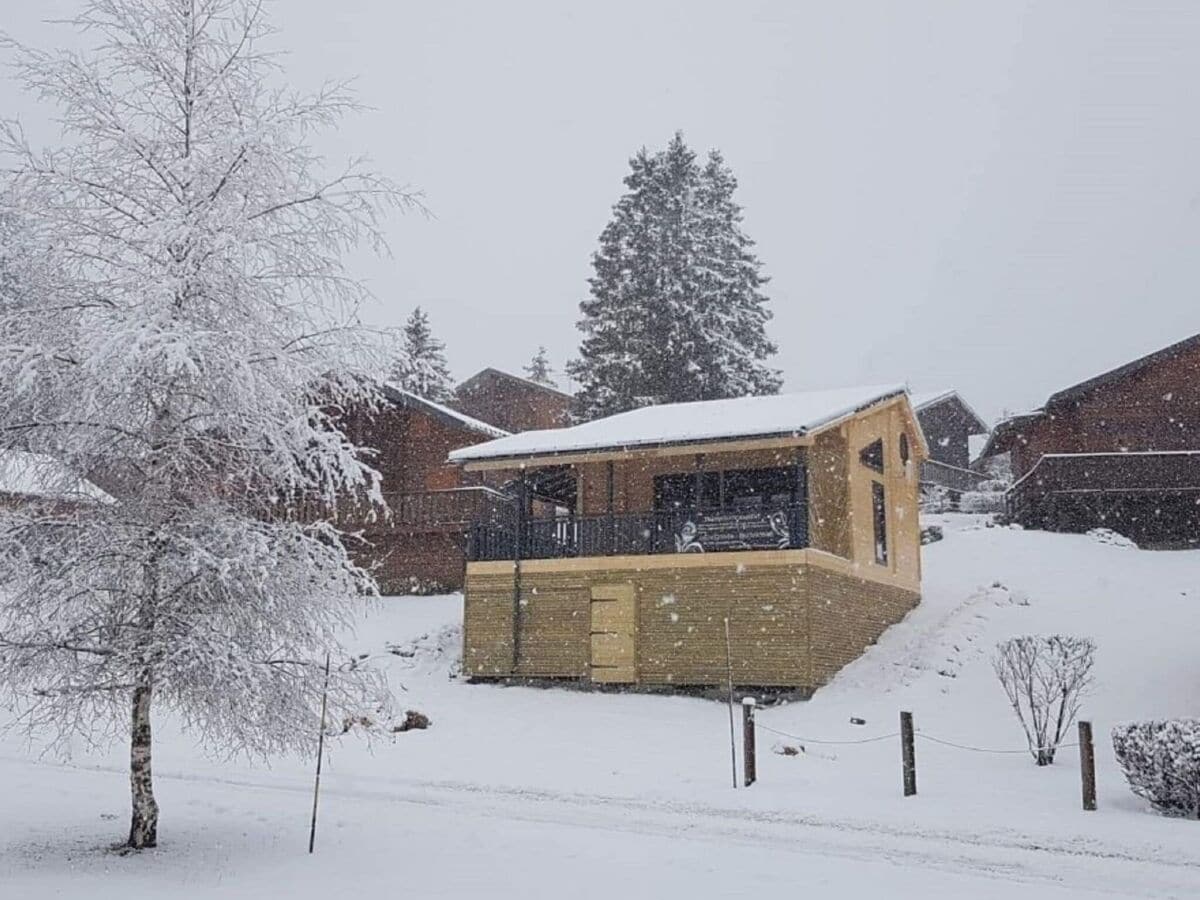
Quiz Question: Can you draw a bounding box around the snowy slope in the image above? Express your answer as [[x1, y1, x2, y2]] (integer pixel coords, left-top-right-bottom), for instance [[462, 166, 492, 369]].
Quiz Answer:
[[3, 518, 1200, 896]]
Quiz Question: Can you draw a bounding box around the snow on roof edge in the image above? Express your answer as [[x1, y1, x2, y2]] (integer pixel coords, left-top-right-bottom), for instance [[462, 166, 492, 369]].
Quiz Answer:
[[449, 384, 908, 463], [382, 383, 509, 439]]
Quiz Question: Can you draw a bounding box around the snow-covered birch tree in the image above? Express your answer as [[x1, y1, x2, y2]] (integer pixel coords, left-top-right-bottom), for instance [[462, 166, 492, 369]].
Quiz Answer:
[[0, 0, 415, 850]]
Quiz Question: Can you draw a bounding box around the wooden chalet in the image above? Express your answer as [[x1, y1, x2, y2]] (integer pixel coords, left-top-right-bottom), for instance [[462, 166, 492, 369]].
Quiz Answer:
[[337, 385, 512, 593], [452, 368, 572, 434], [449, 385, 927, 691], [910, 390, 990, 494], [980, 333, 1200, 546]]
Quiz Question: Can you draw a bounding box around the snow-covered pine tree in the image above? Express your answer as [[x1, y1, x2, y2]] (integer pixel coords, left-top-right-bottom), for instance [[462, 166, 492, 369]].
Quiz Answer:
[[567, 132, 780, 421], [390, 306, 454, 401], [694, 151, 782, 399], [0, 0, 414, 850], [524, 346, 555, 386]]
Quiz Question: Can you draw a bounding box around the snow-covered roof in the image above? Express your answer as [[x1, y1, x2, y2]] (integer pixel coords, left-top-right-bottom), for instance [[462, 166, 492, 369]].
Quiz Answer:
[[450, 384, 908, 463], [381, 383, 509, 439], [0, 450, 114, 504]]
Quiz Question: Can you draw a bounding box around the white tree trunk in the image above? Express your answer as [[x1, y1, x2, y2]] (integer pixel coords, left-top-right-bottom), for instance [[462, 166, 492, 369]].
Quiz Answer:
[[128, 678, 158, 849]]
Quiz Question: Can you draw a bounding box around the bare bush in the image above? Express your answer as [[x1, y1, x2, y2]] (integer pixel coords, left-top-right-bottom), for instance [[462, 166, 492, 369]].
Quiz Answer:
[[993, 635, 1095, 765], [1112, 720, 1200, 818]]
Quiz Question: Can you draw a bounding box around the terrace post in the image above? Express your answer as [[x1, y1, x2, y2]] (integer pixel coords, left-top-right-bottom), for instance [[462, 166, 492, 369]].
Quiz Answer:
[[606, 460, 615, 556], [511, 471, 528, 673]]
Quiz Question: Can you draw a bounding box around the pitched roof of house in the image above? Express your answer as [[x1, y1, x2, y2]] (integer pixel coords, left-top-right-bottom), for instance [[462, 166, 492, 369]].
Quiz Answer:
[[455, 367, 573, 401], [910, 389, 990, 435], [1045, 332, 1200, 409], [449, 384, 911, 463], [381, 383, 509, 439], [0, 450, 114, 503], [978, 332, 1200, 459]]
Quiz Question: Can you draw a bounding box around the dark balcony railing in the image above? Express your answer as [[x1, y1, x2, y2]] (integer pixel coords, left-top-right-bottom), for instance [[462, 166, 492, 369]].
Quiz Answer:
[[468, 503, 809, 562]]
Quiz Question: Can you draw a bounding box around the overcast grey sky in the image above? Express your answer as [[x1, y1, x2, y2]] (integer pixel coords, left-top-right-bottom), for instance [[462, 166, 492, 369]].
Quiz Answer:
[[6, 1, 1200, 420]]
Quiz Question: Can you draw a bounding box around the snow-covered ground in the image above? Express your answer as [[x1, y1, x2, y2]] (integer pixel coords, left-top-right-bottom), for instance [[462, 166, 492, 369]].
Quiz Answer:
[[3, 516, 1200, 897]]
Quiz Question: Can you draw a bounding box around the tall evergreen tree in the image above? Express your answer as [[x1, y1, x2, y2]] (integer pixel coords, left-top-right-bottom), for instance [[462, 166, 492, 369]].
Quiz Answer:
[[567, 133, 780, 420], [524, 346, 554, 386], [390, 306, 453, 401]]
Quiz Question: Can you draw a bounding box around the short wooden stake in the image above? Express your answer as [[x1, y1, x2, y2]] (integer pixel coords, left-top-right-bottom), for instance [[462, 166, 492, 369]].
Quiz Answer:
[[309, 651, 331, 854], [723, 617, 737, 789], [742, 697, 757, 787], [900, 710, 917, 797], [1079, 720, 1096, 811]]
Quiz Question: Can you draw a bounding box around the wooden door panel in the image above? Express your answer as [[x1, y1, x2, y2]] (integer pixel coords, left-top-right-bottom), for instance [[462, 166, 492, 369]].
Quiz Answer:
[[589, 583, 636, 683]]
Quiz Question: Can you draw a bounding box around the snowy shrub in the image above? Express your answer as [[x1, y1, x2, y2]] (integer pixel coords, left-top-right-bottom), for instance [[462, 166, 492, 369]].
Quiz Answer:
[[959, 490, 1005, 514], [920, 525, 944, 545], [993, 635, 1095, 765], [919, 484, 954, 514], [1112, 720, 1200, 818], [1087, 528, 1138, 550]]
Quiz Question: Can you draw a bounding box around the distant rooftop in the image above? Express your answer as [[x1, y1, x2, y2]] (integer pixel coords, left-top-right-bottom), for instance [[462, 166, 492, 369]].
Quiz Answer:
[[381, 383, 509, 439], [0, 450, 114, 504], [450, 384, 908, 463]]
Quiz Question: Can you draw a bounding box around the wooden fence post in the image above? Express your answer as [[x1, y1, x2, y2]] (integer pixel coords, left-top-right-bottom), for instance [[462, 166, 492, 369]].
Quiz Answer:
[[742, 697, 757, 787], [900, 710, 917, 797], [1079, 720, 1096, 811]]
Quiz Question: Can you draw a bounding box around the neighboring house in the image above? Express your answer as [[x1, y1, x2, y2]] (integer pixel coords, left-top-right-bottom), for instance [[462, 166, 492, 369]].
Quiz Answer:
[[0, 449, 113, 508], [448, 384, 926, 692], [910, 390, 991, 494], [452, 368, 572, 433], [337, 385, 513, 593], [979, 333, 1200, 546]]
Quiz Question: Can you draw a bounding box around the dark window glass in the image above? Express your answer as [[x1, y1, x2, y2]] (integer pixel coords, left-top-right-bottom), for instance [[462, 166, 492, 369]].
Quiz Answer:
[[899, 432, 910, 466], [860, 438, 884, 472], [724, 466, 796, 510], [653, 466, 798, 511], [653, 472, 719, 510], [872, 481, 888, 566]]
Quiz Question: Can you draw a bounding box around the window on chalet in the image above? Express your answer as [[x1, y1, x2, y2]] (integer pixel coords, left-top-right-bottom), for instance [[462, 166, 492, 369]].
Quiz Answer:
[[653, 472, 720, 510], [872, 481, 888, 566], [899, 432, 910, 466], [860, 438, 884, 473], [653, 466, 799, 512]]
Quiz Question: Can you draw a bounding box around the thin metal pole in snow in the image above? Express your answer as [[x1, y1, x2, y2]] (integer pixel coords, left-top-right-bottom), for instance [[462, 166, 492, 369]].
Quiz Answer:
[[724, 617, 737, 789], [308, 651, 331, 854]]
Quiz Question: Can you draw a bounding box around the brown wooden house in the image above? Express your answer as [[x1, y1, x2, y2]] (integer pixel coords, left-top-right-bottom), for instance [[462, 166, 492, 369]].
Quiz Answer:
[[980, 333, 1200, 546], [449, 385, 927, 692], [452, 368, 572, 434], [338, 385, 513, 593], [911, 390, 990, 494]]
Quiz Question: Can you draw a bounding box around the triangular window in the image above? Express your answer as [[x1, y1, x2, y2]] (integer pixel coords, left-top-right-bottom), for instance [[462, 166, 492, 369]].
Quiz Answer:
[[859, 438, 884, 473]]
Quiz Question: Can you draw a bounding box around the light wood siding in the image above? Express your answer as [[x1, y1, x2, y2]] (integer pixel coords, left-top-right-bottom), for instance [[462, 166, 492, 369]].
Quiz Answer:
[[807, 565, 921, 686], [464, 553, 918, 689], [589, 583, 636, 682], [461, 570, 517, 676], [808, 428, 851, 558], [844, 399, 923, 590]]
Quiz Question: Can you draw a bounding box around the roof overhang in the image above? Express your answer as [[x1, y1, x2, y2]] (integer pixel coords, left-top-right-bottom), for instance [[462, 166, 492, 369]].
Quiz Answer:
[[455, 389, 924, 471]]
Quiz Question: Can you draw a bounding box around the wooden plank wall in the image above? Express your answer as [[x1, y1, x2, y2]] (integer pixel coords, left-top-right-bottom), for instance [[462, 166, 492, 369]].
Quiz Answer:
[[843, 399, 924, 591], [463, 554, 919, 689]]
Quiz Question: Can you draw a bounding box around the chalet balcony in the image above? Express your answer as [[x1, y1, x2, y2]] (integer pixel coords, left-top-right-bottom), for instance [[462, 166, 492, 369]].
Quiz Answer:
[[468, 503, 810, 562], [287, 485, 512, 531]]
